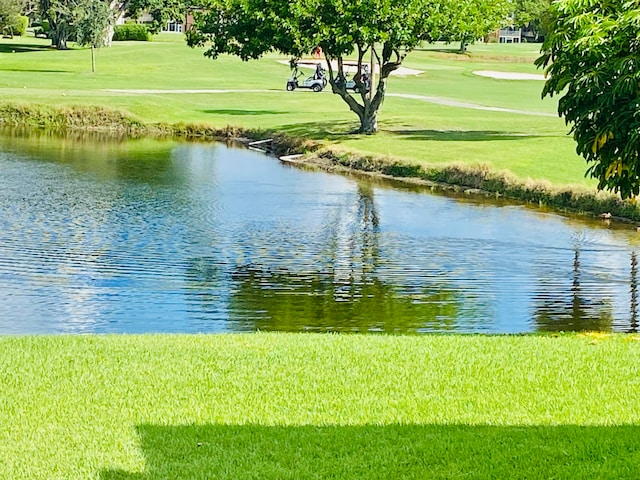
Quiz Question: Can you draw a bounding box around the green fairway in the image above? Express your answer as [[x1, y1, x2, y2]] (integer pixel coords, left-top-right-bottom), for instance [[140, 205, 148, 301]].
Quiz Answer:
[[0, 34, 590, 187], [1, 333, 639, 479]]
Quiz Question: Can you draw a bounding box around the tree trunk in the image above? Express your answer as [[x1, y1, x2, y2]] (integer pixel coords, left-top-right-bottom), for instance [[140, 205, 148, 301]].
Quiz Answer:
[[358, 107, 378, 134], [325, 50, 393, 135], [106, 3, 127, 46], [50, 27, 69, 49], [56, 36, 68, 49], [105, 24, 114, 46]]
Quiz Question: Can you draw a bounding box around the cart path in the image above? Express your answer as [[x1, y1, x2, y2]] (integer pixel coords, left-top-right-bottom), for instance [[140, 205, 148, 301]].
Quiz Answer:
[[386, 93, 557, 117], [103, 89, 556, 117]]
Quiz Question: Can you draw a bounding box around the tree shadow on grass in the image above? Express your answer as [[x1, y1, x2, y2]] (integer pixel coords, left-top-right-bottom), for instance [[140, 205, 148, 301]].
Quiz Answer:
[[415, 47, 467, 54], [0, 68, 69, 73], [200, 109, 289, 116], [277, 120, 365, 141], [391, 129, 556, 142], [0, 43, 52, 54], [100, 423, 640, 479], [268, 122, 552, 143]]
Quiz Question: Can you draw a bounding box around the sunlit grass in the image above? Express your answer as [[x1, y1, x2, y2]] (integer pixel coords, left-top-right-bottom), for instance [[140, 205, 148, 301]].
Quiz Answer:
[[1, 333, 640, 478]]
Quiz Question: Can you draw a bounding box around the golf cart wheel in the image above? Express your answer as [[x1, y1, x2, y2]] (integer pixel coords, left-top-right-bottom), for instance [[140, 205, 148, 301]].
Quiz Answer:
[[312, 84, 323, 92], [286, 83, 295, 91]]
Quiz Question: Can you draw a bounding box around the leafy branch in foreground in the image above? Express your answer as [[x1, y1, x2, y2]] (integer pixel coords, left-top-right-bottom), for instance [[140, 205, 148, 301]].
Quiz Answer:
[[537, 0, 640, 199]]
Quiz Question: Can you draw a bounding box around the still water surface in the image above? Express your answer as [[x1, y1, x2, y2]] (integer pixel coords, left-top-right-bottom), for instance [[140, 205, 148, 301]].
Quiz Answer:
[[1, 133, 639, 334]]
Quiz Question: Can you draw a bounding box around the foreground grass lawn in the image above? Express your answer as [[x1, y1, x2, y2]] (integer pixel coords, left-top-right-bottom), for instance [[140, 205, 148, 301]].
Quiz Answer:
[[1, 333, 640, 479], [0, 35, 591, 188]]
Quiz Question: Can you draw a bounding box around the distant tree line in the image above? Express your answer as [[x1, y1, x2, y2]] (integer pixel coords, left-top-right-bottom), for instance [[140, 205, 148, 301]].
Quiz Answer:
[[0, 0, 184, 49]]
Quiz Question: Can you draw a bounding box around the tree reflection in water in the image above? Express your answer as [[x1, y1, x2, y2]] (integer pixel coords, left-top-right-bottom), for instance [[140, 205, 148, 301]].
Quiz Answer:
[[227, 267, 459, 333], [534, 238, 614, 332], [229, 183, 461, 333], [184, 183, 461, 333]]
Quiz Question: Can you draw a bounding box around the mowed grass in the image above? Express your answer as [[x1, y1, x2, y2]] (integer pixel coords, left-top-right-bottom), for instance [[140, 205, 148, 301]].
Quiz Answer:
[[1, 333, 639, 479], [0, 35, 590, 187]]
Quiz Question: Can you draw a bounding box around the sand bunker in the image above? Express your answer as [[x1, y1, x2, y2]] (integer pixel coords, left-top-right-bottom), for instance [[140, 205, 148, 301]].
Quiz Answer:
[[473, 70, 546, 81]]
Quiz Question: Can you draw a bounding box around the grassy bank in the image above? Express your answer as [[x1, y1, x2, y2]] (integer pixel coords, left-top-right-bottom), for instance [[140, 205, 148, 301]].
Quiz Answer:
[[1, 333, 640, 479], [2, 35, 638, 218], [4, 101, 636, 220]]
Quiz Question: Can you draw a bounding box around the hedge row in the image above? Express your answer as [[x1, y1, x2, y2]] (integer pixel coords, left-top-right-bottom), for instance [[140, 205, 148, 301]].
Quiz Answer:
[[113, 24, 151, 42]]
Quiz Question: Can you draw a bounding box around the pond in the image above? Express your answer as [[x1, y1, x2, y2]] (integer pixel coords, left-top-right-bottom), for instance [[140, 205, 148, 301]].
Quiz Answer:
[[0, 132, 639, 334]]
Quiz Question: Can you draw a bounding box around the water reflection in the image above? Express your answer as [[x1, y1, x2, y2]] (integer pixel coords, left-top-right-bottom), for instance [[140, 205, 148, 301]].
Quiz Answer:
[[534, 238, 614, 332], [225, 184, 460, 333], [228, 267, 460, 333], [1, 132, 640, 334], [0, 128, 179, 183]]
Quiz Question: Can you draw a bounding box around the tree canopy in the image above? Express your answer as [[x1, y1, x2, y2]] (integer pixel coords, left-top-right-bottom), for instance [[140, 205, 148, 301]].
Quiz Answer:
[[187, 0, 501, 134], [513, 0, 551, 41], [537, 0, 640, 199], [75, 0, 112, 71], [75, 0, 111, 48], [0, 0, 23, 35], [442, 0, 510, 51]]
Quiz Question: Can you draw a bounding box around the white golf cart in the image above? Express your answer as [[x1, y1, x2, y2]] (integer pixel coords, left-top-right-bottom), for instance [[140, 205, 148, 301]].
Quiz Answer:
[[286, 63, 327, 92]]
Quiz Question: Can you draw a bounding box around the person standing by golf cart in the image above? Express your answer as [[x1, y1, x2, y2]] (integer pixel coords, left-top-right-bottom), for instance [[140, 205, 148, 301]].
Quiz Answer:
[[314, 63, 325, 81]]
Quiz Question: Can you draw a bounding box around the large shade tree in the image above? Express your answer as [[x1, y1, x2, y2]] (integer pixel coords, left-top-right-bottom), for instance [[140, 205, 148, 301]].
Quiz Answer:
[[186, 0, 459, 134], [537, 0, 640, 199], [38, 0, 84, 48]]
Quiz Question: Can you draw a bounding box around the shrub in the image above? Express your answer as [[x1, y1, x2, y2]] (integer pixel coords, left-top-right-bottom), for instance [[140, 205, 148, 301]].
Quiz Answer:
[[34, 20, 50, 38], [113, 24, 151, 41], [14, 16, 28, 36]]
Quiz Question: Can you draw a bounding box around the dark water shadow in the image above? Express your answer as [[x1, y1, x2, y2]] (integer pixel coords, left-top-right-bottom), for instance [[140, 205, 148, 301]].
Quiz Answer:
[[0, 43, 52, 54], [392, 129, 554, 142], [0, 127, 181, 185], [200, 109, 288, 116], [630, 252, 638, 333], [99, 423, 640, 479]]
